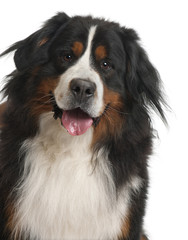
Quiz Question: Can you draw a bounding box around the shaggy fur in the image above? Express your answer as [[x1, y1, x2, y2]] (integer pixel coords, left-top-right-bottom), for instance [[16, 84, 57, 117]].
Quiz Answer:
[[0, 12, 166, 240]]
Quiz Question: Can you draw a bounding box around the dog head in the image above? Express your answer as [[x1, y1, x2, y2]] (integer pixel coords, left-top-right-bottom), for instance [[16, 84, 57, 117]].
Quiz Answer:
[[1, 12, 166, 137]]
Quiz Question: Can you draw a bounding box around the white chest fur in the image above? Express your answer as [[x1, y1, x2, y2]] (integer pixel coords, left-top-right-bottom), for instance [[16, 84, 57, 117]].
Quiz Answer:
[[13, 113, 139, 240]]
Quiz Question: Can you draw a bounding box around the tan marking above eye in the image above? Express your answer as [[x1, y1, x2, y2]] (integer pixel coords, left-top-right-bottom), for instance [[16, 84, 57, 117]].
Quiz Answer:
[[71, 41, 84, 57], [95, 45, 107, 61]]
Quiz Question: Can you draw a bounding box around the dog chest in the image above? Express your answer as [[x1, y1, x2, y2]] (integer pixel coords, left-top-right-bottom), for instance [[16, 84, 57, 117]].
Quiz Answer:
[[12, 114, 128, 240]]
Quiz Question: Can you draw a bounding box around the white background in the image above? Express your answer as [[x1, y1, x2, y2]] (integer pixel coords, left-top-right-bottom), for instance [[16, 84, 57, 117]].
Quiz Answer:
[[0, 1, 187, 239]]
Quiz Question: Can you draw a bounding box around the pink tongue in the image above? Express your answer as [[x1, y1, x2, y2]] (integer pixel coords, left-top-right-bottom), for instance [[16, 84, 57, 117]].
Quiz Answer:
[[62, 108, 93, 136]]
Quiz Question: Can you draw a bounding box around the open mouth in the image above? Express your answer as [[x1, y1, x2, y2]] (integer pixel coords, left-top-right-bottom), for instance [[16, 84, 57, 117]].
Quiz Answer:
[[50, 92, 107, 136], [61, 108, 93, 136]]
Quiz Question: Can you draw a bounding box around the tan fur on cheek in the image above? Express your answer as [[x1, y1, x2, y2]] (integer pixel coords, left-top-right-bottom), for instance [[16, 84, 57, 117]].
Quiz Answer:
[[92, 86, 125, 145], [28, 77, 60, 118]]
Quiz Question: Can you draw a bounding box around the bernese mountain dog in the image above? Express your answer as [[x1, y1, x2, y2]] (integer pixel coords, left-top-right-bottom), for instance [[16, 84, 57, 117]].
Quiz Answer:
[[0, 12, 166, 240]]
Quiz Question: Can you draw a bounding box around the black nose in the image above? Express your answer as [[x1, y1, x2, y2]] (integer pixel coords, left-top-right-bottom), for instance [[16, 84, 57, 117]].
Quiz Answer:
[[70, 79, 96, 101]]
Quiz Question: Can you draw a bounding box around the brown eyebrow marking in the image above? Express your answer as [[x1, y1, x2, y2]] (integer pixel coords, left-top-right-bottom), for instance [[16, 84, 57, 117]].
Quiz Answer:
[[95, 45, 107, 61], [72, 41, 84, 57]]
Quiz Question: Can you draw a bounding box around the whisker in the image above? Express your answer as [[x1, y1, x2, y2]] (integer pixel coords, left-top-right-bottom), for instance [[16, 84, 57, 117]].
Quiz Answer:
[[31, 96, 55, 105], [43, 98, 55, 105], [107, 105, 130, 115], [103, 111, 112, 122], [35, 93, 54, 101]]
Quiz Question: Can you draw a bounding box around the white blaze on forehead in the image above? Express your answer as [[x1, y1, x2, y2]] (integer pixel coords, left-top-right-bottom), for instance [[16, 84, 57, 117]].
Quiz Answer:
[[54, 25, 104, 118], [80, 26, 96, 69]]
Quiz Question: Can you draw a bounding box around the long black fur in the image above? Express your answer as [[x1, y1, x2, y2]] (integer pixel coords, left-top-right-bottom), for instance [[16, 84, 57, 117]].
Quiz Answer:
[[0, 12, 167, 240]]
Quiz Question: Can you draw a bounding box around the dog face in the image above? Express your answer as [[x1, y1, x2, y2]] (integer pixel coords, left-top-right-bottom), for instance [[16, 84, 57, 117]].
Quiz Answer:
[[54, 26, 106, 118], [1, 13, 166, 137], [51, 20, 127, 135]]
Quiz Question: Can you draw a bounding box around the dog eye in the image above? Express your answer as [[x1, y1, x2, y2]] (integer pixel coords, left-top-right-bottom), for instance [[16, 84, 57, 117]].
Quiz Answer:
[[100, 60, 112, 70], [63, 54, 73, 62]]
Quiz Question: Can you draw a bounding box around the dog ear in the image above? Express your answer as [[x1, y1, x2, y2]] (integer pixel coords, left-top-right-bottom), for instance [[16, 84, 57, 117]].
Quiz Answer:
[[0, 12, 70, 71], [121, 28, 167, 123]]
